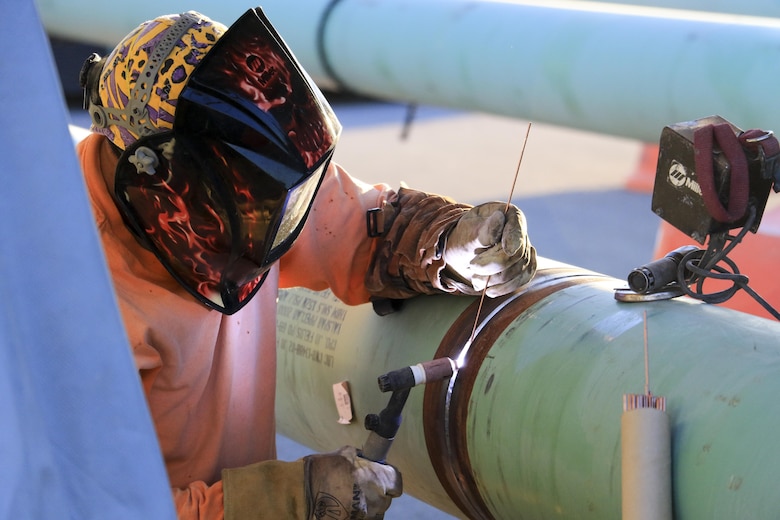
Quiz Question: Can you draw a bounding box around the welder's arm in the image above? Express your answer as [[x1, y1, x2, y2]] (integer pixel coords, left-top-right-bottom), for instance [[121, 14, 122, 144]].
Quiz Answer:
[[366, 188, 537, 299], [221, 446, 402, 519]]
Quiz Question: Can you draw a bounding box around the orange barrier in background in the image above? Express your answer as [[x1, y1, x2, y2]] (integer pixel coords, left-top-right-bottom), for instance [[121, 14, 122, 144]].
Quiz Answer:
[[652, 207, 780, 320], [625, 143, 659, 194]]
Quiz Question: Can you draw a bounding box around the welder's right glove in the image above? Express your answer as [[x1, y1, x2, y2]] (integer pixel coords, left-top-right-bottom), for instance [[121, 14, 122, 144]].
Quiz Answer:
[[442, 201, 537, 297], [366, 187, 537, 300], [222, 446, 402, 519]]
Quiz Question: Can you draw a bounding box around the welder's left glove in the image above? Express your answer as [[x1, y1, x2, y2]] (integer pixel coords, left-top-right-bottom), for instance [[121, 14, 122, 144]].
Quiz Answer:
[[442, 202, 537, 297]]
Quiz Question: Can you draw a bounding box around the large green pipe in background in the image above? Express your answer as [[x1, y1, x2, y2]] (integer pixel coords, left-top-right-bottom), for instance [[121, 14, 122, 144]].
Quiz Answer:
[[40, 0, 780, 143], [276, 259, 780, 519], [257, 0, 780, 143], [579, 0, 780, 17]]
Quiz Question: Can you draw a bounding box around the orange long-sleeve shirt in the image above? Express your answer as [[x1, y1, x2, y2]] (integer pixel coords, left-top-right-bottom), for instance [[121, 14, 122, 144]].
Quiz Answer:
[[78, 133, 395, 518]]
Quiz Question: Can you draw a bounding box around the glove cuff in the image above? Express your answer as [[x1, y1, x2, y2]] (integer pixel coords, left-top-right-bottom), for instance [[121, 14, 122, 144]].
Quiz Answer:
[[366, 187, 472, 299], [222, 459, 307, 520]]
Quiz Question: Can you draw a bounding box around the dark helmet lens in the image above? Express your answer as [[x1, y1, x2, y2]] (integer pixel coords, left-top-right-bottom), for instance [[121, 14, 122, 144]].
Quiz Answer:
[[112, 7, 340, 314]]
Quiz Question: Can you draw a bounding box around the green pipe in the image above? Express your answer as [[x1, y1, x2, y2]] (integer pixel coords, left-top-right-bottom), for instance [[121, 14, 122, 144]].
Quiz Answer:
[[257, 0, 780, 143], [571, 0, 780, 18], [276, 259, 780, 519], [40, 0, 780, 142]]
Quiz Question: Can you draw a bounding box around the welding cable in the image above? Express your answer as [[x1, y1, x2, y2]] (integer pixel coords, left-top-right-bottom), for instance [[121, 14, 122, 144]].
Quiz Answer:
[[676, 206, 780, 320]]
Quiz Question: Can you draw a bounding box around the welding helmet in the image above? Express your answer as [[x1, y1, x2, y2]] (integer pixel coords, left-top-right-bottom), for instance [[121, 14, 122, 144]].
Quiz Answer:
[[82, 8, 341, 314]]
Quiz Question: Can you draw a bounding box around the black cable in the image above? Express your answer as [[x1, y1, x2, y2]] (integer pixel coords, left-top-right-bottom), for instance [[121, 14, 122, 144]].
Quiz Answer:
[[683, 253, 745, 304], [674, 205, 780, 320]]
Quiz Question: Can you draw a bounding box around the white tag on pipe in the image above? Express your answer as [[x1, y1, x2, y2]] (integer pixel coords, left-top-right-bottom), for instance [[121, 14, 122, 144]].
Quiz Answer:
[[332, 381, 354, 425]]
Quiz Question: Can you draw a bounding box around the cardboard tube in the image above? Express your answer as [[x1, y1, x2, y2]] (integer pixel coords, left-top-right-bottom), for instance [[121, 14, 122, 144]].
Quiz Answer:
[[621, 407, 673, 520]]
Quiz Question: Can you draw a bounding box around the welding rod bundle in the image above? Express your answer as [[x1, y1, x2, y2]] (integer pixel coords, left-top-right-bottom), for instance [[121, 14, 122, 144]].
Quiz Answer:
[[621, 312, 672, 520]]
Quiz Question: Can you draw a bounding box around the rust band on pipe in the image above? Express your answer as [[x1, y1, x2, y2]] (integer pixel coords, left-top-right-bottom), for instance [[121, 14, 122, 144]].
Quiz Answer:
[[423, 267, 607, 519]]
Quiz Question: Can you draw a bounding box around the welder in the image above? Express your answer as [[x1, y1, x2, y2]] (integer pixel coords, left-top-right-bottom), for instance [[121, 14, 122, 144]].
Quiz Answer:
[[76, 7, 537, 519]]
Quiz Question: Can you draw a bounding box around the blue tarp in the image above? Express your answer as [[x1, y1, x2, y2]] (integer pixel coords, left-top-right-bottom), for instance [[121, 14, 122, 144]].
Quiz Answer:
[[0, 1, 175, 518]]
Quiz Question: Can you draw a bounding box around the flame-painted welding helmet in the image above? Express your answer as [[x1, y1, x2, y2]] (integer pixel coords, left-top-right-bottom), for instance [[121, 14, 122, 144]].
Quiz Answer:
[[86, 8, 341, 314]]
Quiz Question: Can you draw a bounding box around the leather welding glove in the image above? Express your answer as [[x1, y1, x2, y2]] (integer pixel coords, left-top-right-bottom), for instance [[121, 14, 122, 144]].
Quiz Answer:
[[306, 446, 402, 519], [222, 445, 402, 519], [366, 188, 537, 300], [442, 202, 537, 297]]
